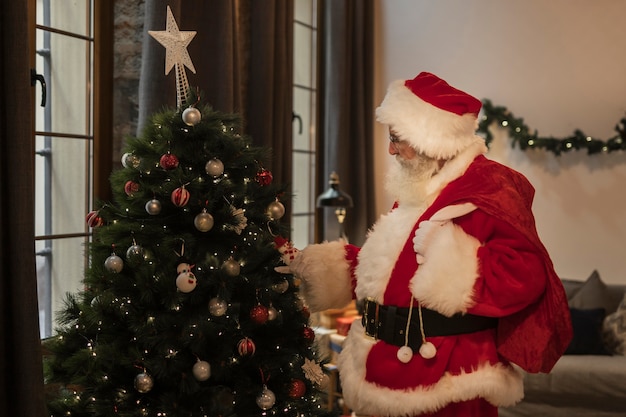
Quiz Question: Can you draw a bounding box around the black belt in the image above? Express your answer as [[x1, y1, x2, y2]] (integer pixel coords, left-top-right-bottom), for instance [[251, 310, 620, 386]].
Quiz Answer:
[[361, 298, 498, 350]]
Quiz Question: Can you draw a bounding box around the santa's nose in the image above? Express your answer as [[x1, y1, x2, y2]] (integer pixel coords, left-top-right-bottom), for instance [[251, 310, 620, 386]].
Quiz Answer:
[[388, 141, 399, 155]]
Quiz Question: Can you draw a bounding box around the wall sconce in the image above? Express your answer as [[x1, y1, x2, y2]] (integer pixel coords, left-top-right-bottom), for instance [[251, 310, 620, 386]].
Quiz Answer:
[[316, 172, 353, 241]]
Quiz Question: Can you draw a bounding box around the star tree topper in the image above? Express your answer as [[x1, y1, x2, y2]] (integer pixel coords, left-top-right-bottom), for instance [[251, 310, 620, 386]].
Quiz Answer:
[[148, 5, 197, 109]]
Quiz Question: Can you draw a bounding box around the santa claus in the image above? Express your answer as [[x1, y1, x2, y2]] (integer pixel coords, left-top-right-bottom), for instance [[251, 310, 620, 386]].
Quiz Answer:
[[277, 72, 572, 417]]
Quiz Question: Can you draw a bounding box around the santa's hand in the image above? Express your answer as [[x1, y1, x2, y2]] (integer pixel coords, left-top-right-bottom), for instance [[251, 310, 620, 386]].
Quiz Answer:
[[413, 220, 449, 264], [274, 265, 292, 274]]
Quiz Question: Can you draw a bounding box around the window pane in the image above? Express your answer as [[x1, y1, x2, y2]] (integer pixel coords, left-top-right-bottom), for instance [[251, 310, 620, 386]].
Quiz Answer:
[[35, 135, 90, 236], [291, 215, 313, 250], [294, 0, 313, 26], [36, 30, 91, 135], [293, 87, 312, 151], [35, 0, 94, 341], [292, 151, 314, 214], [37, 0, 91, 37], [294, 24, 312, 87], [37, 236, 88, 338]]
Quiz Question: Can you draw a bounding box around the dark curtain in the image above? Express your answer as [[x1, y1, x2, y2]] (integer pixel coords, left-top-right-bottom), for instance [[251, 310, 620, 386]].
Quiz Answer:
[[0, 1, 47, 417], [138, 0, 293, 184], [318, 0, 376, 246]]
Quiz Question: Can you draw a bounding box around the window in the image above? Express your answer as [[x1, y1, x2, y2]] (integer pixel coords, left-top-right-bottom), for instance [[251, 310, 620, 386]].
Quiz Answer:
[[291, 0, 318, 248], [33, 0, 112, 338]]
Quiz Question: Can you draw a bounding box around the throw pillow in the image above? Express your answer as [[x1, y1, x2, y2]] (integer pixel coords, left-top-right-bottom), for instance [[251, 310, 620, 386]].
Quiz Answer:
[[560, 278, 584, 300], [565, 308, 610, 355], [603, 293, 626, 355], [568, 270, 621, 314]]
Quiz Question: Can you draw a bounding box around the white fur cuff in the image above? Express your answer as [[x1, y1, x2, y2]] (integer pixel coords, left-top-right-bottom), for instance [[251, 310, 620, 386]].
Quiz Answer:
[[410, 222, 480, 316], [298, 240, 353, 312]]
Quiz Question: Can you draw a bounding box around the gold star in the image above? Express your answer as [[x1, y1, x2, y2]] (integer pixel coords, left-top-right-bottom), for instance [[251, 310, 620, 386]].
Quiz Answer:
[[148, 6, 196, 75]]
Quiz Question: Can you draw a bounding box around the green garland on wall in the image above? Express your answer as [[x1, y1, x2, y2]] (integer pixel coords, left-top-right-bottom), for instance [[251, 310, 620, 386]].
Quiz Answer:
[[476, 99, 626, 155]]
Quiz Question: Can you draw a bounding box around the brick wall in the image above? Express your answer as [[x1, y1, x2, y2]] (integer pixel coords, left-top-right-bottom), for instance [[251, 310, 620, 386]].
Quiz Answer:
[[112, 0, 145, 161]]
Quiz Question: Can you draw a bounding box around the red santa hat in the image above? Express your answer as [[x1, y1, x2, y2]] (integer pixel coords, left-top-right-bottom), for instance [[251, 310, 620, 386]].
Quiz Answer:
[[376, 72, 483, 159]]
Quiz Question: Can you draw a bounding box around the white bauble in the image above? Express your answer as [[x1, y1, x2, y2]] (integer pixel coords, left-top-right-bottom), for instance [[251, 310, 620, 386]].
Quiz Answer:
[[182, 106, 202, 126], [104, 254, 123, 273], [208, 297, 228, 316], [256, 386, 276, 410], [192, 360, 211, 381], [194, 211, 214, 232], [205, 158, 225, 177]]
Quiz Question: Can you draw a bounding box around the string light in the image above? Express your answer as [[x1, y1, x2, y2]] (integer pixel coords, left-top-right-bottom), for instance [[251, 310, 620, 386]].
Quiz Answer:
[[478, 99, 626, 156]]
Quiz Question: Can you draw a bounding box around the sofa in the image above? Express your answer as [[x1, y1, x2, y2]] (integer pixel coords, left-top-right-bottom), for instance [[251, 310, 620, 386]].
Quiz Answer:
[[500, 270, 626, 417]]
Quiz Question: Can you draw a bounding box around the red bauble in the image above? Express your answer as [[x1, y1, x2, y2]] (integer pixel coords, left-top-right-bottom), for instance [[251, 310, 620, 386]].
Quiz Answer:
[[288, 379, 306, 398], [124, 180, 140, 196], [302, 326, 315, 344], [86, 210, 103, 228], [255, 168, 273, 186], [250, 305, 269, 325], [159, 152, 179, 170], [171, 186, 190, 207], [237, 337, 256, 357]]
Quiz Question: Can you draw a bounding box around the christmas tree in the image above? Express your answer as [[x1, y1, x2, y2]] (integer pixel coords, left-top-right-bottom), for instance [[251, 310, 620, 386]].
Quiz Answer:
[[44, 7, 332, 417]]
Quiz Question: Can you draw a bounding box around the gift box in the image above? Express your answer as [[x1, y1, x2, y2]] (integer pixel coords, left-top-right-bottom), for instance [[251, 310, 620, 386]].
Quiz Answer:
[[335, 315, 361, 336]]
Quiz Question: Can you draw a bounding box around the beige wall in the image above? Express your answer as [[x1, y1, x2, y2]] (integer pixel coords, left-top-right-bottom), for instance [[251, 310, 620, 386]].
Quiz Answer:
[[374, 0, 626, 283]]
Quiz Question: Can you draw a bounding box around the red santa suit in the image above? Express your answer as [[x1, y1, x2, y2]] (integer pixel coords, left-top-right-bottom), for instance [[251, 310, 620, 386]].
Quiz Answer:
[[284, 73, 572, 417]]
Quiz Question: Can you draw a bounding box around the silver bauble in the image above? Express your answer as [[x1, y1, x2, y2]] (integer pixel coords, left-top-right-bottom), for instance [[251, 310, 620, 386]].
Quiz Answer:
[[209, 297, 228, 316], [104, 254, 123, 273], [194, 211, 214, 232], [121, 152, 140, 169], [205, 158, 224, 177], [126, 244, 145, 264], [134, 372, 154, 393], [255, 386, 276, 410], [192, 360, 211, 381], [268, 306, 278, 321], [222, 258, 240, 277], [182, 106, 202, 126], [267, 200, 285, 220], [145, 198, 162, 215], [271, 279, 289, 294]]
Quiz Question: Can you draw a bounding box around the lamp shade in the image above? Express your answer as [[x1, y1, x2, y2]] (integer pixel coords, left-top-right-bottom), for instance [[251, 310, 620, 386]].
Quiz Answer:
[[316, 172, 353, 208]]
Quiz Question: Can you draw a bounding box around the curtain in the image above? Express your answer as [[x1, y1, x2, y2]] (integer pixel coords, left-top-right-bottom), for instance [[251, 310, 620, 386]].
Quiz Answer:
[[318, 0, 376, 246], [138, 0, 293, 184], [0, 1, 47, 416]]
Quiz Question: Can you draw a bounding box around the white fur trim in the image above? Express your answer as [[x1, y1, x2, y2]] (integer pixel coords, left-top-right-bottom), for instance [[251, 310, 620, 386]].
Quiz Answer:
[[355, 205, 424, 302], [376, 79, 481, 159], [338, 321, 524, 416], [411, 220, 481, 316], [297, 240, 353, 312], [430, 203, 477, 222], [354, 141, 486, 304], [425, 140, 487, 197]]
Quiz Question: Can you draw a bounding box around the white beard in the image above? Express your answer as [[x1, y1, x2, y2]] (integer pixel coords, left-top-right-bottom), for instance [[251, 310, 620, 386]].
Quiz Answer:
[[384, 154, 441, 207]]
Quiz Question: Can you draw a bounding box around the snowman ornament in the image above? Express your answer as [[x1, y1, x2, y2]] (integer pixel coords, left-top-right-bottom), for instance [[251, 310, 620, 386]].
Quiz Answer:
[[176, 262, 197, 293]]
